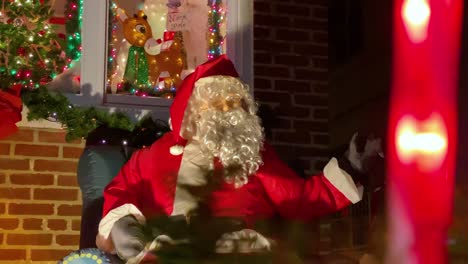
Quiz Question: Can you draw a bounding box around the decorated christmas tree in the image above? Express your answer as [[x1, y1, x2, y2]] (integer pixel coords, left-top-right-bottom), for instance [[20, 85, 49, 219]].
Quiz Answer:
[[0, 0, 68, 91]]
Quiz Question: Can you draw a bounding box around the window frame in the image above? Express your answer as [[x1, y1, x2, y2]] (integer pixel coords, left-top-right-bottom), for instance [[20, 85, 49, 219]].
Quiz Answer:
[[65, 0, 253, 122]]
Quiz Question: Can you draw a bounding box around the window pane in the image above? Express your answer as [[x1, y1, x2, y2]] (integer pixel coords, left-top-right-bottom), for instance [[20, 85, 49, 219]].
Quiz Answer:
[[107, 0, 227, 98]]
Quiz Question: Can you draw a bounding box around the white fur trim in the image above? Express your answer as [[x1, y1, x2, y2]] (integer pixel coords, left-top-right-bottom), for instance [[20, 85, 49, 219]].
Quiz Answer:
[[323, 158, 363, 204], [170, 145, 184, 155], [98, 203, 146, 240]]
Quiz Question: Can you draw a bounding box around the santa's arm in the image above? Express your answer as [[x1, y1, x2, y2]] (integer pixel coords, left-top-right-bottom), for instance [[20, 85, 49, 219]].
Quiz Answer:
[[96, 150, 146, 252], [254, 143, 365, 221]]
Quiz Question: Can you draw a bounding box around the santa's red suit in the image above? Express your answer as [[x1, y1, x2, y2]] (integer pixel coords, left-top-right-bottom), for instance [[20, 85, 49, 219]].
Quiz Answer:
[[0, 85, 22, 140], [96, 56, 363, 253]]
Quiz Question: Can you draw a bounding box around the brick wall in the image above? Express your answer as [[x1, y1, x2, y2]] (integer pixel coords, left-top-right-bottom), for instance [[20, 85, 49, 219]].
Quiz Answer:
[[253, 0, 329, 175], [0, 128, 84, 264]]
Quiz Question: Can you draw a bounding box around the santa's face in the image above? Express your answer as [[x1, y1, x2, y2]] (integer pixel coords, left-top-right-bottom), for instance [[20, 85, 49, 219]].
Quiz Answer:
[[182, 76, 264, 187]]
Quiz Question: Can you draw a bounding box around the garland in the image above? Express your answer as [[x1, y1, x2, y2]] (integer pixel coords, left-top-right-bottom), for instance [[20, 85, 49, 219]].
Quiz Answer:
[[22, 86, 170, 144]]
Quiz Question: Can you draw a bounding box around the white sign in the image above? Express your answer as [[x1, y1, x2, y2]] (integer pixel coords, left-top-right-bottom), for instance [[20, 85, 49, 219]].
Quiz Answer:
[[166, 12, 190, 32]]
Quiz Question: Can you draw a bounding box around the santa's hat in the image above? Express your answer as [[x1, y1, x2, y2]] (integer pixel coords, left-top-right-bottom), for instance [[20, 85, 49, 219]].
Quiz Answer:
[[169, 55, 238, 155]]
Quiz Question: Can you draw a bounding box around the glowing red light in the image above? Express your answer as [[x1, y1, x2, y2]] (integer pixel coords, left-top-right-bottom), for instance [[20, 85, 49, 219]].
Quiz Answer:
[[396, 113, 447, 171], [402, 0, 431, 43]]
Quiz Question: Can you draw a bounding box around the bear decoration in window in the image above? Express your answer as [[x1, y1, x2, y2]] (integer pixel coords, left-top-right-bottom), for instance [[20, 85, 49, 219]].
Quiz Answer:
[[108, 0, 226, 99]]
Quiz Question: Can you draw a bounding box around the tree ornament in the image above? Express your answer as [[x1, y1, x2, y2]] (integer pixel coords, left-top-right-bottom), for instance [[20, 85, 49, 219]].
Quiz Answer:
[[16, 47, 26, 56], [13, 17, 23, 27]]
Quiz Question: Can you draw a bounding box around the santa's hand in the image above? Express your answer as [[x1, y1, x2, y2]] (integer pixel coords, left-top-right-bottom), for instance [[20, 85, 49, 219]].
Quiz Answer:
[[215, 229, 273, 254], [111, 215, 147, 261], [347, 133, 384, 173]]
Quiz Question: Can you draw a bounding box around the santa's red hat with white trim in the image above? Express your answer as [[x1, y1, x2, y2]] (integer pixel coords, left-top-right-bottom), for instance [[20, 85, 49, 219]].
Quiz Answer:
[[169, 55, 238, 155]]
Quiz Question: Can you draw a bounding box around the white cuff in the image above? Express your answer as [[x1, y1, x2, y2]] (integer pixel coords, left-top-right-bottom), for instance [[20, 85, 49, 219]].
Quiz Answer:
[[96, 203, 146, 252], [323, 158, 363, 204]]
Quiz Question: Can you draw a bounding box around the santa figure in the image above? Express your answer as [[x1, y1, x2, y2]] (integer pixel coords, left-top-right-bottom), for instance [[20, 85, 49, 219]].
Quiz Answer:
[[0, 85, 22, 140], [96, 55, 380, 263]]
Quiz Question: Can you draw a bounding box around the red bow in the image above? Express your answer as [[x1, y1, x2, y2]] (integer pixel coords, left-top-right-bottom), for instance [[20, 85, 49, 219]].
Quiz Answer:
[[0, 85, 23, 140]]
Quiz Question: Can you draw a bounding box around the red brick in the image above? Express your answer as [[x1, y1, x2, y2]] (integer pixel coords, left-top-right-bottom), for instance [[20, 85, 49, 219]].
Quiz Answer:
[[293, 120, 328, 133], [31, 249, 72, 261], [313, 83, 328, 94], [72, 219, 81, 231], [294, 95, 327, 106], [23, 218, 44, 230], [9, 203, 54, 215], [48, 219, 68, 231], [274, 131, 311, 144], [274, 4, 311, 17], [34, 160, 78, 173], [275, 55, 310, 66], [0, 203, 5, 214], [7, 234, 52, 245], [56, 234, 80, 245], [275, 105, 310, 118], [294, 17, 327, 30], [313, 32, 328, 43], [314, 134, 329, 145], [313, 6, 328, 20], [254, 39, 291, 53], [34, 188, 78, 201], [255, 91, 291, 105], [313, 57, 328, 68], [255, 65, 291, 78], [37, 131, 67, 143], [254, 78, 273, 90], [0, 143, 10, 155], [254, 26, 272, 39], [57, 204, 82, 216], [0, 158, 30, 170], [15, 144, 59, 157], [295, 69, 327, 81], [0, 187, 31, 199], [10, 173, 54, 185], [254, 14, 291, 27], [0, 173, 5, 184], [63, 146, 84, 159], [0, 218, 19, 230], [294, 44, 328, 56], [275, 80, 311, 93], [314, 108, 329, 119], [296, 146, 329, 156], [254, 1, 271, 13], [57, 175, 78, 187], [254, 52, 273, 64], [276, 29, 311, 42], [0, 249, 27, 260], [1, 129, 34, 142], [272, 118, 292, 130]]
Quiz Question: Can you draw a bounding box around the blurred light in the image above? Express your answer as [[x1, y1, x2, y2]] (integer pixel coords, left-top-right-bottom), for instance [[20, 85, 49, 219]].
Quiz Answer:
[[402, 0, 431, 43], [396, 114, 448, 171]]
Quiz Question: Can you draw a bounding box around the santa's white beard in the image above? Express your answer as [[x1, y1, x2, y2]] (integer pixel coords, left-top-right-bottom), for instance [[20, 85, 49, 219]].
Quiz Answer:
[[195, 108, 264, 187]]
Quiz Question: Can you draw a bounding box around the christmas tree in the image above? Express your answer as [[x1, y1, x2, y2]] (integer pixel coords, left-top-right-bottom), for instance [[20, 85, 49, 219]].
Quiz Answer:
[[0, 0, 67, 91]]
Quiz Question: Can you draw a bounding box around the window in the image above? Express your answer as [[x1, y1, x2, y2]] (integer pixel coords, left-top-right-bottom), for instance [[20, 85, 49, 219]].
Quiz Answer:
[[66, 0, 253, 122]]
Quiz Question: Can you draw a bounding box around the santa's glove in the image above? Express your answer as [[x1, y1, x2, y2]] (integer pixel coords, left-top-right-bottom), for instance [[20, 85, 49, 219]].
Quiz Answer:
[[215, 229, 274, 254], [111, 215, 148, 261], [339, 133, 384, 186]]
